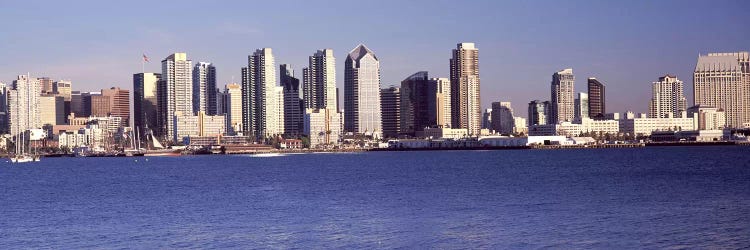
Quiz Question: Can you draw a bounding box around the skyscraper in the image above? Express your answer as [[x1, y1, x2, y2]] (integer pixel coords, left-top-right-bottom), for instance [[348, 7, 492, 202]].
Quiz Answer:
[[0, 82, 7, 133], [134, 73, 161, 136], [649, 75, 687, 118], [551, 68, 575, 124], [430, 77, 451, 128], [528, 100, 550, 126], [70, 91, 83, 116], [400, 71, 437, 136], [242, 48, 283, 139], [450, 42, 481, 135], [101, 87, 130, 127], [491, 101, 514, 134], [39, 95, 64, 126], [8, 75, 41, 136], [344, 44, 381, 137], [192, 62, 217, 115], [38, 77, 54, 95], [158, 52, 193, 139], [694, 52, 750, 128], [224, 83, 242, 135], [303, 49, 337, 110], [380, 86, 400, 138], [574, 92, 589, 120], [587, 77, 606, 120], [53, 80, 72, 121], [281, 64, 303, 136]]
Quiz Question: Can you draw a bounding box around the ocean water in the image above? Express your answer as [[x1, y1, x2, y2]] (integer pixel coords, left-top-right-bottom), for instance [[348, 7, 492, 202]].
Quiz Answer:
[[1, 146, 749, 248]]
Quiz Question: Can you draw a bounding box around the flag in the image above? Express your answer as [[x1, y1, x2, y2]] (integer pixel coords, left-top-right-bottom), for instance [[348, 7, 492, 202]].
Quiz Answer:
[[143, 54, 149, 62]]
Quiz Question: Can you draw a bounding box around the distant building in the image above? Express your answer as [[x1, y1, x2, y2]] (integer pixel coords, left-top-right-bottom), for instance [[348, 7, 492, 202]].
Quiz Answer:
[[416, 127, 469, 139], [53, 80, 72, 120], [693, 52, 750, 128], [242, 48, 284, 139], [303, 49, 337, 110], [430, 77, 451, 127], [482, 108, 492, 130], [173, 111, 226, 142], [38, 77, 54, 95], [587, 78, 606, 120], [450, 42, 481, 135], [281, 64, 303, 136], [491, 102, 514, 134], [574, 92, 588, 120], [687, 105, 726, 130], [304, 108, 341, 148], [134, 73, 161, 137], [39, 95, 65, 126], [620, 112, 696, 136], [649, 75, 686, 119], [400, 71, 437, 136], [101, 87, 130, 127], [8, 75, 41, 137], [551, 68, 575, 124], [380, 86, 400, 138], [158, 52, 193, 140], [528, 100, 550, 126], [513, 116, 528, 135], [344, 44, 381, 137], [192, 62, 217, 114], [224, 83, 242, 135]]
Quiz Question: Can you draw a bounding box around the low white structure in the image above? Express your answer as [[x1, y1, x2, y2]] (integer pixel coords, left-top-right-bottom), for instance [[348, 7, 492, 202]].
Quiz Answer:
[[56, 124, 105, 148], [416, 127, 469, 139], [619, 113, 696, 136], [479, 135, 571, 146]]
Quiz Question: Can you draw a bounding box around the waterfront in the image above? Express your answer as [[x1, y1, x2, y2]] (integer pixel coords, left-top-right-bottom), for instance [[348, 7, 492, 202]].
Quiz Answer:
[[1, 146, 749, 248]]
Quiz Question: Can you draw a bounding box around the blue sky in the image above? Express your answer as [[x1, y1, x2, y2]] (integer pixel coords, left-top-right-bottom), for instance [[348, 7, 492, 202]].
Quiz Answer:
[[0, 0, 747, 116]]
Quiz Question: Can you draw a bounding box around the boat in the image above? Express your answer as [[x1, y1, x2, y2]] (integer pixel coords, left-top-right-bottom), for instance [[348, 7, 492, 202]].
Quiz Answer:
[[142, 129, 181, 156], [8, 130, 40, 163]]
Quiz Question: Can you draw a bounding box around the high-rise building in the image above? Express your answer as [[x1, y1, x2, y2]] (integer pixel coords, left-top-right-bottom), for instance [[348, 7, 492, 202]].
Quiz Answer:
[[303, 49, 337, 110], [694, 52, 750, 128], [482, 108, 492, 130], [224, 83, 242, 135], [491, 102, 514, 134], [450, 42, 481, 135], [242, 48, 284, 139], [380, 86, 400, 138], [587, 78, 606, 120], [70, 91, 83, 117], [38, 77, 54, 95], [400, 71, 437, 136], [39, 95, 65, 126], [158, 52, 193, 140], [8, 75, 41, 136], [649, 75, 687, 118], [574, 92, 589, 120], [281, 64, 303, 136], [80, 91, 100, 117], [430, 77, 451, 128], [344, 44, 381, 137], [101, 87, 130, 127], [192, 62, 217, 115], [53, 80, 72, 121], [528, 100, 550, 126], [134, 73, 161, 136], [90, 95, 111, 117], [551, 68, 575, 124], [0, 82, 7, 133]]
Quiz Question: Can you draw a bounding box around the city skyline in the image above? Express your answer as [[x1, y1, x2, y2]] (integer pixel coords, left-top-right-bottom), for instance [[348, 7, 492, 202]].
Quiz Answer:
[[1, 1, 747, 116]]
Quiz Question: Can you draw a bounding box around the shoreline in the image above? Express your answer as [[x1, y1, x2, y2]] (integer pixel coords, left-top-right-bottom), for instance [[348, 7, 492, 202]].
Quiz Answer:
[[2, 141, 747, 158]]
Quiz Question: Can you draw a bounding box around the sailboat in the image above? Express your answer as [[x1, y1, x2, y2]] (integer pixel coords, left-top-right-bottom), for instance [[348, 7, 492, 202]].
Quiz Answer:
[[9, 131, 35, 163], [143, 128, 180, 156]]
